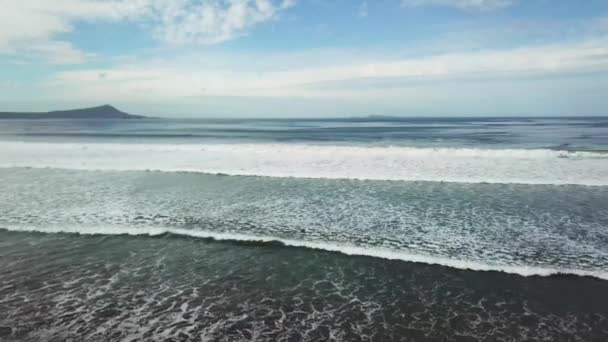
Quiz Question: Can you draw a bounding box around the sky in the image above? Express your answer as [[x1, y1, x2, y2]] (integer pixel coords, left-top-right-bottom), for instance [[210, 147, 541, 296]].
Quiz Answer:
[[1, 0, 608, 117]]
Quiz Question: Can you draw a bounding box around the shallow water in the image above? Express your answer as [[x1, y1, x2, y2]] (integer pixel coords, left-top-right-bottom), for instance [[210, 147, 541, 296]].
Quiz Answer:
[[2, 168, 608, 279], [1, 230, 608, 341]]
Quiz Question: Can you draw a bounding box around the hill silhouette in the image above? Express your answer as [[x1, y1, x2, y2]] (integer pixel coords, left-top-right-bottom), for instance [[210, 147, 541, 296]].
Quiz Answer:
[[0, 105, 146, 119]]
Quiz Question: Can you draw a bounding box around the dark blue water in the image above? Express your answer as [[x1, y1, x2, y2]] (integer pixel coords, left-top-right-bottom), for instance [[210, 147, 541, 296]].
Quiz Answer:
[[1, 116, 607, 150]]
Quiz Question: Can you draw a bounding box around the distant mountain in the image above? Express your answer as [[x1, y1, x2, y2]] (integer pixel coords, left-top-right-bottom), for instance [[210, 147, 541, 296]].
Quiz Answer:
[[0, 105, 147, 119]]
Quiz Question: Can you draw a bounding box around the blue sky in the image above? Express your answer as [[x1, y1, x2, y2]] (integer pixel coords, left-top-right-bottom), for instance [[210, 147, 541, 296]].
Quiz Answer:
[[1, 0, 608, 117]]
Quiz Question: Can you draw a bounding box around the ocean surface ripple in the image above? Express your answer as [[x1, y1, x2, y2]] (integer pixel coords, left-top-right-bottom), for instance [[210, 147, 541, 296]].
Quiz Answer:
[[1, 168, 607, 281]]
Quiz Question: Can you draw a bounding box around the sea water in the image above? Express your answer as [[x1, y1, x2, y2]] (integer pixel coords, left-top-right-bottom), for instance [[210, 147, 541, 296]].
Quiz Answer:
[[1, 116, 607, 341]]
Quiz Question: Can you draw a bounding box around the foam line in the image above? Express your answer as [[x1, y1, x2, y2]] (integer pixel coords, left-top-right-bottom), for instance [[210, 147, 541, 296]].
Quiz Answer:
[[1, 142, 608, 185], [2, 225, 607, 281]]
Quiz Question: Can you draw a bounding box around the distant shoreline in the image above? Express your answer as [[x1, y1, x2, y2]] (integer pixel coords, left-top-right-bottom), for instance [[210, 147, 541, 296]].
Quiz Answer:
[[0, 105, 147, 120]]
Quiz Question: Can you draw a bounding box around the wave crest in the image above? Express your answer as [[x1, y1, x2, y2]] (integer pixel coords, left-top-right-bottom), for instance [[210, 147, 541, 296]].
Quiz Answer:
[[2, 225, 607, 281], [1, 142, 608, 185]]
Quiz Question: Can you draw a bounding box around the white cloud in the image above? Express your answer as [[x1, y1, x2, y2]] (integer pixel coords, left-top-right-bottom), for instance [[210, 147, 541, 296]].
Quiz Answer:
[[0, 0, 295, 63], [27, 41, 93, 65], [401, 0, 513, 10], [147, 0, 294, 45], [45, 39, 608, 101], [0, 0, 132, 50], [280, 0, 297, 9], [359, 1, 368, 18]]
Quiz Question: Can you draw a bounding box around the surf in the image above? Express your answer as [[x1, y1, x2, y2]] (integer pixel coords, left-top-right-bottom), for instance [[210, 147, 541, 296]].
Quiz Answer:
[[1, 141, 608, 186], [2, 225, 607, 281]]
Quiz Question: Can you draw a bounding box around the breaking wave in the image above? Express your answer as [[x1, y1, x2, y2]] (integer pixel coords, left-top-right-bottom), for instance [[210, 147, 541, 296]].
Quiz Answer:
[[2, 225, 607, 281], [1, 141, 608, 186]]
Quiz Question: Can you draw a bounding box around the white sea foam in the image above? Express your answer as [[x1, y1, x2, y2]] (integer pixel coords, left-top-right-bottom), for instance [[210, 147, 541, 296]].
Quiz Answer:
[[0, 142, 608, 186], [3, 225, 607, 281], [1, 141, 607, 185]]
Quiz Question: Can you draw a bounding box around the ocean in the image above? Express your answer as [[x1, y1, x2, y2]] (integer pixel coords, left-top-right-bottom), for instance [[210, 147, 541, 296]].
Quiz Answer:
[[0, 116, 607, 341]]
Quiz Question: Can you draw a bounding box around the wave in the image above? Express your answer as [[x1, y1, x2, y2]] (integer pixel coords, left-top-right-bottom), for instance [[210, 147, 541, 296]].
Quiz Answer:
[[2, 225, 607, 281], [1, 142, 608, 186]]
